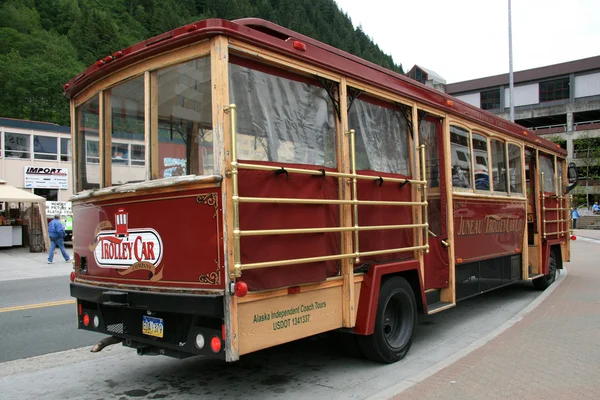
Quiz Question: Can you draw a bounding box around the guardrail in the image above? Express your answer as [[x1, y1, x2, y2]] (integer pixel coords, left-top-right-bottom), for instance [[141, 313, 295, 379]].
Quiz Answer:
[[541, 173, 571, 238], [224, 104, 429, 279]]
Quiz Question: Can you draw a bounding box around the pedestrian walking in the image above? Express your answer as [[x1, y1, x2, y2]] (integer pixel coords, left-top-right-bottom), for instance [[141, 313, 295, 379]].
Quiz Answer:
[[593, 202, 600, 214], [48, 215, 70, 264], [572, 206, 580, 229]]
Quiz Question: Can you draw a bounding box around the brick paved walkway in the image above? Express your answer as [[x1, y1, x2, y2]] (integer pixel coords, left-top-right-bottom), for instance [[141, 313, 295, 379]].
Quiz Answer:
[[394, 231, 600, 400]]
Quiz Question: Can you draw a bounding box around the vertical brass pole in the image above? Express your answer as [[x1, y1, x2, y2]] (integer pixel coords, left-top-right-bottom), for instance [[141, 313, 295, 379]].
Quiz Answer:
[[541, 172, 546, 239], [225, 104, 242, 278], [558, 175, 562, 236], [420, 145, 429, 253], [348, 129, 360, 263]]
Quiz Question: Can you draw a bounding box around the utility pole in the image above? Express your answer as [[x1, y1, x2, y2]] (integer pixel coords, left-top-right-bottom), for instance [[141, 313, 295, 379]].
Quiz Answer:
[[508, 0, 515, 122]]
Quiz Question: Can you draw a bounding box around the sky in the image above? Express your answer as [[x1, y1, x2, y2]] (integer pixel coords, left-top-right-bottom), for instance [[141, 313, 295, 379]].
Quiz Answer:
[[334, 0, 600, 83]]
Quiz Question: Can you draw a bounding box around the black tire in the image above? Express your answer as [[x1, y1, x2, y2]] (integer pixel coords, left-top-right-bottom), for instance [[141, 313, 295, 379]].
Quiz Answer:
[[533, 249, 558, 290], [357, 276, 417, 363]]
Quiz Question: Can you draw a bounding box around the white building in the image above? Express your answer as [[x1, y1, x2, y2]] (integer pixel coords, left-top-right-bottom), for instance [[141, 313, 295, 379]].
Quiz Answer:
[[0, 117, 73, 202]]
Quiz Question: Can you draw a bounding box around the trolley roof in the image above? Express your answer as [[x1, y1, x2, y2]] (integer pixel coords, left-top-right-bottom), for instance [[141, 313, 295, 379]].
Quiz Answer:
[[63, 18, 566, 156]]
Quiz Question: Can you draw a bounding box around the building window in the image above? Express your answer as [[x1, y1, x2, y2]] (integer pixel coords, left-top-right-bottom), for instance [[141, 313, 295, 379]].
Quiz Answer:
[[131, 144, 145, 166], [539, 78, 569, 102], [34, 188, 58, 201], [112, 142, 129, 165], [60, 138, 72, 161], [86, 140, 100, 164], [4, 132, 30, 158], [480, 89, 500, 110], [34, 135, 58, 160]]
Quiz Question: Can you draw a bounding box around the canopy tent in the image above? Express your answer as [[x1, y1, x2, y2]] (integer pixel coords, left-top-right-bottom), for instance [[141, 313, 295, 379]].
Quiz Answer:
[[0, 179, 49, 250]]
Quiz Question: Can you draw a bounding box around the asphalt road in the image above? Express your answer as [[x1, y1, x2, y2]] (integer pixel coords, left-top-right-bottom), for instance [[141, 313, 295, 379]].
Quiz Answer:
[[0, 278, 544, 399], [0, 276, 104, 362]]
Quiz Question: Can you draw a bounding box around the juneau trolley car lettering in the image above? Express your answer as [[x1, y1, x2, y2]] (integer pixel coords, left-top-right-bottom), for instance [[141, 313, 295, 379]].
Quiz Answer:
[[67, 18, 575, 364]]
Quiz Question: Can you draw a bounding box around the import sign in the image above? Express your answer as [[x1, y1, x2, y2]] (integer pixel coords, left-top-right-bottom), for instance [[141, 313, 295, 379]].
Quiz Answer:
[[24, 166, 69, 189]]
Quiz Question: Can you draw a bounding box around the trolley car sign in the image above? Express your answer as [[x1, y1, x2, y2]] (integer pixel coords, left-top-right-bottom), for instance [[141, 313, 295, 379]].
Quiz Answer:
[[93, 209, 163, 269]]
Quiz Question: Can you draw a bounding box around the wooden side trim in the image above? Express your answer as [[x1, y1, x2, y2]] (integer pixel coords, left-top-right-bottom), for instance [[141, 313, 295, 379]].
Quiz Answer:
[[210, 35, 237, 361], [338, 77, 355, 328], [74, 41, 211, 108], [441, 117, 456, 304], [228, 39, 340, 82]]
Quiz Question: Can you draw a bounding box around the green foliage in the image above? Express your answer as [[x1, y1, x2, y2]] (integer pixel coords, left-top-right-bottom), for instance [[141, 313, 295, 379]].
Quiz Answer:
[[547, 135, 567, 150], [1, 0, 403, 125]]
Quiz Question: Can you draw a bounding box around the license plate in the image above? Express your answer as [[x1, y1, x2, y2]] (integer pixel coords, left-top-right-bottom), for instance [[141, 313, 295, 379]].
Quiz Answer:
[[142, 316, 164, 338]]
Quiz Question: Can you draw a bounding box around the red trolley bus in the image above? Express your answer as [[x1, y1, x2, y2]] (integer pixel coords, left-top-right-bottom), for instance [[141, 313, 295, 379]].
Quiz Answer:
[[67, 18, 577, 363]]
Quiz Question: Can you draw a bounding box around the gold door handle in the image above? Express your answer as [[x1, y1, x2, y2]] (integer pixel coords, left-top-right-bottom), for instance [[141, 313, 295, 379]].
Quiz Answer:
[[441, 239, 450, 248]]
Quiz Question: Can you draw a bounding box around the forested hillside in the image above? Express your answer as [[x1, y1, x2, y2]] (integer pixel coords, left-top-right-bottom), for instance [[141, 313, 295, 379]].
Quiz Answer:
[[0, 0, 403, 126]]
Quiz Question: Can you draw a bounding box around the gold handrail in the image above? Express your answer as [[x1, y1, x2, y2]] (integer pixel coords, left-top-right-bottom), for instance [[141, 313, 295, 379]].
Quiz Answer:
[[224, 104, 242, 278], [545, 230, 572, 236], [238, 196, 426, 206], [242, 245, 429, 271], [348, 129, 361, 264], [236, 162, 426, 185], [420, 144, 429, 253], [238, 223, 427, 237], [541, 172, 546, 239], [558, 176, 563, 236]]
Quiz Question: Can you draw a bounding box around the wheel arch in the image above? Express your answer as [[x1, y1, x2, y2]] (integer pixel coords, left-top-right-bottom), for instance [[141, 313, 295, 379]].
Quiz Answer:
[[542, 239, 564, 274], [354, 259, 424, 335]]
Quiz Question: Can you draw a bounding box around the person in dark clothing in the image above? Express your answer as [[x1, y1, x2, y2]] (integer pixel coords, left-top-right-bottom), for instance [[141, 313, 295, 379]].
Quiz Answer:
[[48, 215, 70, 264]]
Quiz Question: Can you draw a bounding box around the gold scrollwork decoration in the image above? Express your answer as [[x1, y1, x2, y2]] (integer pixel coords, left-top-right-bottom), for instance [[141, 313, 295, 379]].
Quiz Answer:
[[196, 193, 218, 218], [198, 259, 221, 285]]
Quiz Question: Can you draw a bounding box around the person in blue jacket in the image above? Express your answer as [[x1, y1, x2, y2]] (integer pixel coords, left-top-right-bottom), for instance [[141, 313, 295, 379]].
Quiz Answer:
[[48, 215, 70, 264], [572, 206, 580, 229]]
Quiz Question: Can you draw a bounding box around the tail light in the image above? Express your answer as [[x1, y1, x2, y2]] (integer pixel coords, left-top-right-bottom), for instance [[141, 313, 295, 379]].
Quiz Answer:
[[234, 281, 248, 297], [83, 313, 90, 327], [210, 336, 222, 353]]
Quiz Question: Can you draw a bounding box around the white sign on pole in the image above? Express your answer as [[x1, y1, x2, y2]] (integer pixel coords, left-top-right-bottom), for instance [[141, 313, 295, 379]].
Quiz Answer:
[[24, 166, 69, 189], [45, 201, 72, 216]]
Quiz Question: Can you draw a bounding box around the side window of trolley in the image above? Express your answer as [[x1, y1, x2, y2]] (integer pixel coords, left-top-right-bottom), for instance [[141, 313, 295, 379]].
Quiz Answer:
[[472, 132, 490, 192], [109, 76, 146, 185], [347, 94, 410, 175], [539, 152, 556, 193], [75, 95, 100, 191], [228, 55, 336, 167], [418, 117, 441, 187], [490, 137, 507, 193], [508, 143, 524, 195], [557, 158, 564, 193], [450, 125, 471, 189], [154, 57, 213, 178]]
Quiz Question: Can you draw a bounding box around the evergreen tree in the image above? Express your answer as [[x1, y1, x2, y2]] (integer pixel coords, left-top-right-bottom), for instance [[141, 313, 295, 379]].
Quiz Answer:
[[0, 0, 404, 125]]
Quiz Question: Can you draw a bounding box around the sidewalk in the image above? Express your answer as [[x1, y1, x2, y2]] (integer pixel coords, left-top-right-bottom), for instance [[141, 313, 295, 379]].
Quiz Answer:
[[394, 229, 600, 400], [0, 245, 74, 282]]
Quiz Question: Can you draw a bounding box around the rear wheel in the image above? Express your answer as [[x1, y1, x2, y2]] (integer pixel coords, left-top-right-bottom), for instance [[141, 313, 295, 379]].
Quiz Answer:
[[533, 250, 558, 290], [358, 276, 416, 363]]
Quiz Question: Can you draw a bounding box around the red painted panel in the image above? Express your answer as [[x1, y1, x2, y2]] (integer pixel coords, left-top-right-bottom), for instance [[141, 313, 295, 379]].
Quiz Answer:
[[237, 163, 340, 291], [355, 170, 414, 263], [453, 199, 525, 263], [73, 188, 224, 288]]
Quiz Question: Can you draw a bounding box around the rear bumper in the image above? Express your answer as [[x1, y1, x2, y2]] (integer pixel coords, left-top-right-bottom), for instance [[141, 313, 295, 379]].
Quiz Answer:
[[70, 282, 225, 359]]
